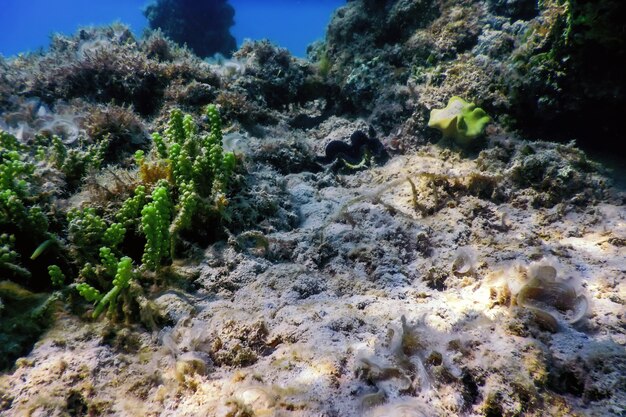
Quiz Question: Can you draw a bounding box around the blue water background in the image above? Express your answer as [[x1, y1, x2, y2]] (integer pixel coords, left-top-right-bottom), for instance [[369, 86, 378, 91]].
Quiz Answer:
[[0, 0, 345, 57]]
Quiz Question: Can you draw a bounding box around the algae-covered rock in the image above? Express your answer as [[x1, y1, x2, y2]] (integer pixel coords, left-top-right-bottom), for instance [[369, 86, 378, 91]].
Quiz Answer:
[[0, 281, 57, 370], [232, 40, 326, 111], [506, 141, 605, 207], [320, 0, 626, 151], [509, 0, 626, 148]]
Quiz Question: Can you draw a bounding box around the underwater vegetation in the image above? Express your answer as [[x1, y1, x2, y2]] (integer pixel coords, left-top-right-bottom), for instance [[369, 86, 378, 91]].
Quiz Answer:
[[70, 104, 237, 320], [0, 129, 94, 288], [0, 104, 238, 366]]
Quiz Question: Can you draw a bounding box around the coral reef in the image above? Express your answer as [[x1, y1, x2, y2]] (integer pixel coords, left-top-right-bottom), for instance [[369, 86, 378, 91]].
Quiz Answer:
[[319, 0, 626, 151], [0, 3, 624, 417]]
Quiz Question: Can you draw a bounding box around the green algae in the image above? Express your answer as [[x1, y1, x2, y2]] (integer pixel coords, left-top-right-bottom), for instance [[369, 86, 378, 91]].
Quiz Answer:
[[0, 281, 58, 370]]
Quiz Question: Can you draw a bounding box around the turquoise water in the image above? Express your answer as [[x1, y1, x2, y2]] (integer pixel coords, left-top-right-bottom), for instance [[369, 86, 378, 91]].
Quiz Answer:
[[0, 0, 345, 57]]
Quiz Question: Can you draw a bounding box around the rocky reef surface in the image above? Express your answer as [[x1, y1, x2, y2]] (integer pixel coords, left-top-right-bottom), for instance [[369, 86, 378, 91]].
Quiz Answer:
[[0, 1, 625, 416], [314, 0, 626, 151]]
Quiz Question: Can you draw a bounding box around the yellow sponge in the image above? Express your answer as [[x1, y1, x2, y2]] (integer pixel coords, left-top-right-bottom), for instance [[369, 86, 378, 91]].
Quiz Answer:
[[428, 96, 491, 145]]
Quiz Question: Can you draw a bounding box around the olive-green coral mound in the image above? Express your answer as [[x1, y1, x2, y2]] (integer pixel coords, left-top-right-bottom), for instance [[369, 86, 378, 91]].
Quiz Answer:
[[428, 96, 491, 145]]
